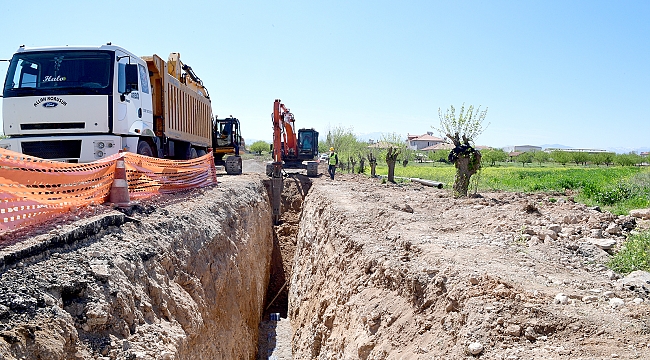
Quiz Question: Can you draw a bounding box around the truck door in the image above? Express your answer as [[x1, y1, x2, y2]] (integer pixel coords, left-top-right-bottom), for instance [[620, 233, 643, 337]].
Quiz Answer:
[[115, 61, 142, 135], [137, 63, 154, 135]]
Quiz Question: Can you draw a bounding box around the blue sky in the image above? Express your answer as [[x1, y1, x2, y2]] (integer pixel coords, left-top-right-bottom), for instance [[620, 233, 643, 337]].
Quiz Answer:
[[1, 0, 648, 151]]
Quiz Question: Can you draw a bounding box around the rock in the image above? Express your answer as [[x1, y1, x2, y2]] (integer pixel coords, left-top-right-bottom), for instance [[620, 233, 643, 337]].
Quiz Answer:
[[632, 298, 644, 305], [90, 264, 111, 281], [604, 270, 620, 280], [554, 293, 569, 305], [629, 208, 650, 220], [563, 215, 578, 224], [602, 291, 615, 298], [524, 326, 538, 340], [590, 229, 604, 238], [468, 342, 484, 355], [618, 217, 637, 231], [537, 229, 557, 240], [576, 243, 609, 262], [585, 237, 617, 250], [606, 223, 622, 236], [617, 270, 650, 296], [582, 295, 598, 303], [505, 324, 521, 337], [528, 236, 541, 245], [469, 276, 479, 285], [609, 298, 625, 308], [547, 224, 562, 233]]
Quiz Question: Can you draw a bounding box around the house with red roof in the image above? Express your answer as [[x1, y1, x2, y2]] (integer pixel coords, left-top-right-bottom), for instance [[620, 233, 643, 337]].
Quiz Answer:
[[407, 132, 446, 150]]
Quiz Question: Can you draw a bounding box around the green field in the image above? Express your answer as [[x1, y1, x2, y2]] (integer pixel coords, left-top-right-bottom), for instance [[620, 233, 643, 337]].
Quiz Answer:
[[372, 163, 650, 215]]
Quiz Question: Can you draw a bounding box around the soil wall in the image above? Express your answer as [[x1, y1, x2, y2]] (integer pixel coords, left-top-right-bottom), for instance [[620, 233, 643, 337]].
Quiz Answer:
[[0, 175, 273, 359]]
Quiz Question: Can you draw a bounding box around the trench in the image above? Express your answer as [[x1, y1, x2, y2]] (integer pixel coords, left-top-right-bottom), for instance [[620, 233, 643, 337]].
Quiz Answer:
[[258, 174, 312, 359], [0, 172, 412, 360]]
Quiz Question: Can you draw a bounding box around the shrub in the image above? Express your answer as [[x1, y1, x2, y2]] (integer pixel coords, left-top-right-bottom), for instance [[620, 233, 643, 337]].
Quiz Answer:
[[608, 231, 650, 274]]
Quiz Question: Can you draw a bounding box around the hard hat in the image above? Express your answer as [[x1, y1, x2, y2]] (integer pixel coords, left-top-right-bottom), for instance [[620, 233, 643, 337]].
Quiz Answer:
[[330, 147, 334, 151]]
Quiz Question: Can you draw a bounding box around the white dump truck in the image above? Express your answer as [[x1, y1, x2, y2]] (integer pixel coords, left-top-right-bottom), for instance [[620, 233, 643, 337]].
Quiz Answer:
[[1, 44, 213, 162]]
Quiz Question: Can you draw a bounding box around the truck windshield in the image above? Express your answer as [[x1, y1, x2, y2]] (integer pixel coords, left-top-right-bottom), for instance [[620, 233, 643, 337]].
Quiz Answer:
[[3, 50, 113, 96]]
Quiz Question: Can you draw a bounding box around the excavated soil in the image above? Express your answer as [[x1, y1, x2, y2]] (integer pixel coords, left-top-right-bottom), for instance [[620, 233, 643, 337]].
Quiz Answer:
[[289, 171, 650, 359], [0, 175, 273, 360], [1, 163, 650, 360]]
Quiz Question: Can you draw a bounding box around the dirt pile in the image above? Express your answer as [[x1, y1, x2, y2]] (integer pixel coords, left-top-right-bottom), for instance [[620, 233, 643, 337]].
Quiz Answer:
[[0, 175, 273, 359], [289, 173, 650, 359]]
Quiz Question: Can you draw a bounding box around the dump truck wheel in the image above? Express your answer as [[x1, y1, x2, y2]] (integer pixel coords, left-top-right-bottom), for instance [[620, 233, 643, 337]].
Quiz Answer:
[[137, 140, 154, 157], [188, 147, 198, 159]]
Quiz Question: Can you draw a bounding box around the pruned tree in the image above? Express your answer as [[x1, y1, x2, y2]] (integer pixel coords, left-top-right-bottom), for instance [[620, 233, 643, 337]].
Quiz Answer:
[[367, 152, 377, 177], [348, 156, 357, 173], [357, 153, 366, 174], [386, 146, 400, 183], [435, 104, 488, 197], [381, 133, 406, 183]]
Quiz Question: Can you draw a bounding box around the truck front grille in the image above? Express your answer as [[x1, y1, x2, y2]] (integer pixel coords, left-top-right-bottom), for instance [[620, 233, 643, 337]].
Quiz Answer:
[[21, 123, 85, 130], [21, 140, 82, 160]]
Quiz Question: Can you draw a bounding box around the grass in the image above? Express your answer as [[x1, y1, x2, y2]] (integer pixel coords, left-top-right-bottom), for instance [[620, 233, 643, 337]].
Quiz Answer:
[[608, 230, 650, 275], [371, 163, 650, 215]]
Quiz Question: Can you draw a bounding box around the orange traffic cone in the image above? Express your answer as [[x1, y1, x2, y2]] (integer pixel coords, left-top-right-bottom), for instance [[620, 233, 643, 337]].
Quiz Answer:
[[109, 156, 131, 207]]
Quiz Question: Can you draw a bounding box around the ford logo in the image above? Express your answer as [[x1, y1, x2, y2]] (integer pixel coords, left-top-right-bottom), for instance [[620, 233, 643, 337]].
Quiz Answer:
[[42, 102, 58, 108]]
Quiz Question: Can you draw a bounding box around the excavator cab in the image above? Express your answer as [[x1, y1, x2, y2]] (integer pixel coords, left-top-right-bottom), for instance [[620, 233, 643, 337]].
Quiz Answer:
[[297, 128, 319, 160], [212, 117, 243, 175]]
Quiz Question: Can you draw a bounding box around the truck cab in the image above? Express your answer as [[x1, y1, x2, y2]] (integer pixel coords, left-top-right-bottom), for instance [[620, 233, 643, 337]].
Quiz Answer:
[[1, 44, 212, 163], [1, 44, 154, 162]]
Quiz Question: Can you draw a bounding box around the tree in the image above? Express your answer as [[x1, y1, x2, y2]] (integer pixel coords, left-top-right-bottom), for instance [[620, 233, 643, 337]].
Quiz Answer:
[[381, 133, 406, 183], [551, 150, 571, 166], [532, 150, 550, 166], [570, 151, 590, 166], [249, 140, 270, 155], [367, 152, 378, 177], [386, 146, 401, 183], [615, 152, 643, 166], [322, 126, 367, 167], [517, 151, 533, 166], [428, 149, 449, 163], [602, 152, 615, 166], [482, 148, 508, 166], [435, 104, 488, 197]]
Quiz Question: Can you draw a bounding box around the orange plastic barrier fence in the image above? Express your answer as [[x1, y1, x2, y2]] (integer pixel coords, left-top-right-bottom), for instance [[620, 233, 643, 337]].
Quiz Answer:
[[0, 149, 119, 233], [123, 152, 218, 199], [0, 149, 217, 234]]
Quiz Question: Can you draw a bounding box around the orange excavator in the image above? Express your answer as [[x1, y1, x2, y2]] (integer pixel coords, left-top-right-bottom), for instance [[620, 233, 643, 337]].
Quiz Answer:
[[268, 99, 319, 223]]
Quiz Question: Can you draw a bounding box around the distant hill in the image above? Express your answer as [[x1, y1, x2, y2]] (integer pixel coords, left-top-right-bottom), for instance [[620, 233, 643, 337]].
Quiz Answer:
[[540, 144, 572, 150]]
